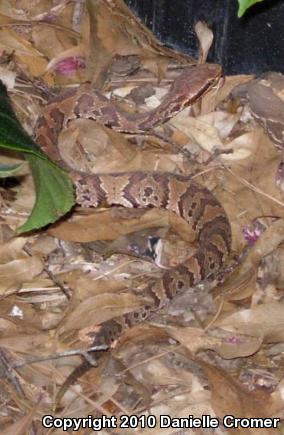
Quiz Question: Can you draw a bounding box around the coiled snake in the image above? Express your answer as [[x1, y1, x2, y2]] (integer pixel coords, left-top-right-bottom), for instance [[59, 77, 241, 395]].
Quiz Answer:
[[35, 63, 232, 401]]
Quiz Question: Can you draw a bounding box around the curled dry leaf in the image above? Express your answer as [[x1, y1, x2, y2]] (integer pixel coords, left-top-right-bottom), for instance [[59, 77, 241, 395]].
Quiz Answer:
[[32, 26, 84, 84], [173, 110, 256, 162], [195, 21, 213, 64], [202, 110, 240, 140], [172, 114, 223, 152], [221, 132, 258, 161], [46, 45, 86, 75]]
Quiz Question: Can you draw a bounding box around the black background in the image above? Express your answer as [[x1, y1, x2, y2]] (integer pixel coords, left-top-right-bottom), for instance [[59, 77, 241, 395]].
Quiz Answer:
[[125, 0, 284, 74]]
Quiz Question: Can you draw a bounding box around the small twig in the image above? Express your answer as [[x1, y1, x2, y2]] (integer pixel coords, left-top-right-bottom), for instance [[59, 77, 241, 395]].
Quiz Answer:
[[126, 130, 181, 151], [11, 344, 109, 370], [203, 147, 234, 165], [42, 266, 72, 300], [23, 246, 72, 300], [204, 296, 224, 332], [225, 165, 284, 208], [0, 349, 25, 396], [0, 20, 80, 39]]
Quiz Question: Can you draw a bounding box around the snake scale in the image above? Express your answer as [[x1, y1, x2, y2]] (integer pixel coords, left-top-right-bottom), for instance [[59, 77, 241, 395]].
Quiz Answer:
[[35, 63, 232, 401]]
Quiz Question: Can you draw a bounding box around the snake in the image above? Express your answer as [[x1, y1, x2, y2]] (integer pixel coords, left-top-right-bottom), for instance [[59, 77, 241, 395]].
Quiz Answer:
[[34, 62, 232, 401]]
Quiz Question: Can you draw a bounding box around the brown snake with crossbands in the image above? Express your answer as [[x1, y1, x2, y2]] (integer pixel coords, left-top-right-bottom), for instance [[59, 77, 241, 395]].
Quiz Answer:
[[35, 63, 232, 402]]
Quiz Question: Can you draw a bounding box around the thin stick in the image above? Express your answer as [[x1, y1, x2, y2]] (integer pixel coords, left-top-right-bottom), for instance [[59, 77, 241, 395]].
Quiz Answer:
[[11, 344, 109, 370], [225, 166, 284, 208]]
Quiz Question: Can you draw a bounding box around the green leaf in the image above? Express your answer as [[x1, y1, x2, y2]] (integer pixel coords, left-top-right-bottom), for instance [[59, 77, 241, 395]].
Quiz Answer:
[[237, 0, 265, 17], [18, 154, 74, 233], [0, 162, 23, 177], [0, 80, 76, 232], [0, 82, 49, 160]]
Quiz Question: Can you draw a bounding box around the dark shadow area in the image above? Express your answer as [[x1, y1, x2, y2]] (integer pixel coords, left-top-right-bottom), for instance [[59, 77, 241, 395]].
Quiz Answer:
[[126, 0, 284, 75]]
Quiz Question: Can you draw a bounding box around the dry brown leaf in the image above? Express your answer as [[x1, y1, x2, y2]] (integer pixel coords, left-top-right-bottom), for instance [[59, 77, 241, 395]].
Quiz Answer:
[[58, 119, 136, 172], [202, 110, 240, 140], [56, 271, 127, 300], [0, 65, 16, 88], [195, 21, 214, 64], [165, 326, 262, 359], [166, 326, 221, 354], [59, 292, 150, 336], [270, 377, 284, 418], [222, 132, 257, 161], [230, 219, 284, 289], [214, 332, 263, 359], [49, 208, 170, 242], [0, 7, 25, 20], [0, 237, 28, 263], [0, 256, 43, 294], [214, 233, 264, 305], [86, 0, 192, 85], [0, 0, 283, 427], [172, 113, 223, 151], [0, 333, 48, 354], [0, 27, 52, 80], [219, 266, 258, 302], [215, 74, 254, 107], [202, 363, 278, 434], [216, 302, 284, 343], [218, 132, 284, 256], [59, 118, 183, 174], [32, 27, 84, 84], [246, 219, 284, 267], [32, 26, 76, 61], [0, 296, 45, 330]]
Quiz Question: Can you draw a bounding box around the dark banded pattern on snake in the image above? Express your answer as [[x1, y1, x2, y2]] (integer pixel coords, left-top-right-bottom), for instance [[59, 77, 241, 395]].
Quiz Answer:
[[34, 62, 232, 402]]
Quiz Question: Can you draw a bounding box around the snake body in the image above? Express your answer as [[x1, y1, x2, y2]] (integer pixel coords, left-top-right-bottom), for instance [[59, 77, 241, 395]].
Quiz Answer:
[[35, 63, 232, 400]]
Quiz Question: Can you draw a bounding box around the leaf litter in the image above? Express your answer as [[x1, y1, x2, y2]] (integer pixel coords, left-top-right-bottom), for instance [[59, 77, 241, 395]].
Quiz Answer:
[[0, 0, 284, 433]]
